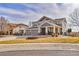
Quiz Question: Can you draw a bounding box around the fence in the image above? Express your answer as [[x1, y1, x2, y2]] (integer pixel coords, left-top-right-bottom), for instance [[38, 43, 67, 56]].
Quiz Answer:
[[67, 32, 79, 37]]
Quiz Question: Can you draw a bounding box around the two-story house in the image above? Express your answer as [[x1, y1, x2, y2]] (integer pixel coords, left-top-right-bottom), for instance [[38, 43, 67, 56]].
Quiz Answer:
[[26, 16, 67, 35]]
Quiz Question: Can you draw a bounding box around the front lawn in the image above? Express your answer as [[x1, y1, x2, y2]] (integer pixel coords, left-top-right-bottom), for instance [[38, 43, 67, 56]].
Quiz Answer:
[[0, 37, 79, 44]]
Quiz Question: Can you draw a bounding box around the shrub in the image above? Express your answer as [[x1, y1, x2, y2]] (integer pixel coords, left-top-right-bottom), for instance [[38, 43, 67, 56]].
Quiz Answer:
[[0, 31, 5, 35], [26, 37, 38, 39]]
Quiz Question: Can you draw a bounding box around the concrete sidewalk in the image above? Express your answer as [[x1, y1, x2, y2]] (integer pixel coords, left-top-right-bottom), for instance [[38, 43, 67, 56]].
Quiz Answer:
[[0, 36, 17, 41], [0, 43, 79, 52]]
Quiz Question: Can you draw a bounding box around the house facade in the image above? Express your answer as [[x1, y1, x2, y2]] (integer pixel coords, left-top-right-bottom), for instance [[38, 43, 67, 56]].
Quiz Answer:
[[6, 23, 18, 35], [26, 16, 67, 35], [13, 24, 28, 35], [7, 23, 28, 35]]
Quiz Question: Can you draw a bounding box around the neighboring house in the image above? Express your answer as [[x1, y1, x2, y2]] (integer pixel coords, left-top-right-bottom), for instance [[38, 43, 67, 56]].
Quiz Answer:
[[7, 23, 29, 35], [26, 16, 67, 35], [12, 24, 28, 35], [7, 23, 18, 35], [0, 16, 8, 34]]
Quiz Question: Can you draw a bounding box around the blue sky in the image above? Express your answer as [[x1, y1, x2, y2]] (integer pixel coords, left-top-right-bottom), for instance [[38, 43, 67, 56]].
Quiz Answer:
[[0, 3, 78, 25]]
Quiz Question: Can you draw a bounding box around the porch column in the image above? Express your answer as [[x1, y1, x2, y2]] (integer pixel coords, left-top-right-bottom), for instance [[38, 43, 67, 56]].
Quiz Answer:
[[46, 27, 48, 34], [58, 28, 60, 34], [38, 27, 40, 34], [53, 26, 55, 33]]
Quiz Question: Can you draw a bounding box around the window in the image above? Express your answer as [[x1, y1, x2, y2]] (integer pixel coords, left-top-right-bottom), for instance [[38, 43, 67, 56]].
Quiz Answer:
[[60, 28, 62, 35], [48, 27, 53, 35]]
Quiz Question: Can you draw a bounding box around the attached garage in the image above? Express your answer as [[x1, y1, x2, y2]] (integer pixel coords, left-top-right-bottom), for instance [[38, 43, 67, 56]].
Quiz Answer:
[[26, 27, 38, 35]]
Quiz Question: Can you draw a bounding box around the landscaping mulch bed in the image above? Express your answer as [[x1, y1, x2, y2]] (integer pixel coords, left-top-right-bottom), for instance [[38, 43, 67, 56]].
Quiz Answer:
[[26, 37, 39, 40]]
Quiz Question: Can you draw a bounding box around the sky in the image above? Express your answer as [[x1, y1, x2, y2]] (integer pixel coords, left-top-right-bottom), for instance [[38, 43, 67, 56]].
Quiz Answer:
[[0, 3, 79, 31]]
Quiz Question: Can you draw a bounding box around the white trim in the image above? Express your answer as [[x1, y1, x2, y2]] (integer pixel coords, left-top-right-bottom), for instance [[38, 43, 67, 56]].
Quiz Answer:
[[38, 27, 40, 33], [53, 25, 55, 33], [46, 27, 48, 34], [38, 21, 55, 27], [38, 20, 61, 28]]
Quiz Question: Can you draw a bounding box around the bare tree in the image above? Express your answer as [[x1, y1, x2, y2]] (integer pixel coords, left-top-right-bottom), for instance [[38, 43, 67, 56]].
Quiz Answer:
[[69, 8, 79, 26], [69, 8, 79, 31]]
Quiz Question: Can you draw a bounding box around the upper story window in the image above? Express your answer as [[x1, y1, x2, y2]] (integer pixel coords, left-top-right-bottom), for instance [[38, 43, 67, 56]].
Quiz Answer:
[[32, 24, 37, 27], [55, 22, 62, 26]]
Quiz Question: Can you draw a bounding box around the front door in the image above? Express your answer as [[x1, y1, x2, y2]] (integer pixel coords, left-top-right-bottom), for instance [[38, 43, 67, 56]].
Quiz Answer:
[[41, 28, 46, 35], [19, 30, 24, 35]]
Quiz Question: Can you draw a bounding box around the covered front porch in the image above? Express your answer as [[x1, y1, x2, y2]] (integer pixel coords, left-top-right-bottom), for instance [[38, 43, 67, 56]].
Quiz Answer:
[[38, 26, 62, 35]]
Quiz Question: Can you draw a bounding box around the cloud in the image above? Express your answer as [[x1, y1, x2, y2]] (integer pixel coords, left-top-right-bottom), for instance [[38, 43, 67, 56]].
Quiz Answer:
[[0, 3, 78, 25], [0, 7, 27, 17], [23, 3, 78, 18]]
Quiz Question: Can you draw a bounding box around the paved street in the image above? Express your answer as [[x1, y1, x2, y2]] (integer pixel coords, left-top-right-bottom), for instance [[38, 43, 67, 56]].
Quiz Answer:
[[0, 43, 79, 56], [0, 50, 79, 56]]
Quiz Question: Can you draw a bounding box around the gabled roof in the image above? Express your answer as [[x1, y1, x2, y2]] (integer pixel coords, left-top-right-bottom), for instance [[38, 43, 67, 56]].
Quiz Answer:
[[7, 23, 29, 30], [55, 18, 67, 22], [16, 23, 29, 27], [39, 20, 62, 28], [38, 16, 54, 22], [7, 23, 18, 30], [37, 16, 66, 22]]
